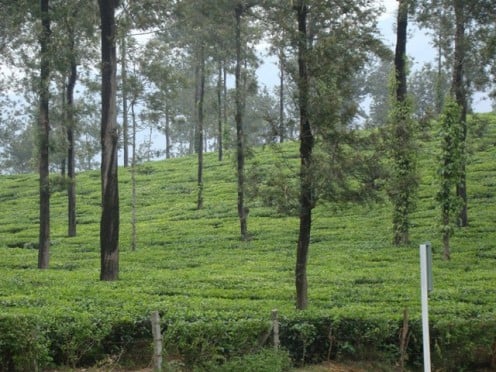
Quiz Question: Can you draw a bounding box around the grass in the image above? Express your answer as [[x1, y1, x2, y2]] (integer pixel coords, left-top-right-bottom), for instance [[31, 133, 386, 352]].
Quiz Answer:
[[1, 114, 496, 370]]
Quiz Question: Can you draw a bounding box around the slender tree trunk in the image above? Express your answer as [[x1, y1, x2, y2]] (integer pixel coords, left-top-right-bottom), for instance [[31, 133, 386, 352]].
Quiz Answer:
[[295, 2, 314, 310], [99, 0, 120, 281], [235, 5, 248, 240], [435, 33, 444, 115], [165, 107, 171, 159], [279, 49, 285, 143], [391, 0, 412, 246], [217, 61, 223, 161], [131, 97, 137, 251], [38, 0, 51, 269], [196, 44, 205, 210], [394, 0, 408, 103], [121, 36, 129, 167], [452, 0, 468, 227], [67, 50, 77, 237], [223, 64, 228, 144]]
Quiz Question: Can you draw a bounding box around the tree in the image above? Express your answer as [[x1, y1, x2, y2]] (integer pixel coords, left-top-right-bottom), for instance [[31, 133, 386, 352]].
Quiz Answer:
[[38, 0, 51, 269], [99, 0, 120, 281], [265, 0, 385, 309], [234, 3, 249, 240], [293, 1, 313, 310], [409, 62, 450, 123], [232, 1, 261, 240], [387, 0, 418, 246], [451, 0, 468, 227], [417, 0, 496, 227], [195, 42, 206, 209], [54, 1, 98, 237], [416, 0, 454, 116]]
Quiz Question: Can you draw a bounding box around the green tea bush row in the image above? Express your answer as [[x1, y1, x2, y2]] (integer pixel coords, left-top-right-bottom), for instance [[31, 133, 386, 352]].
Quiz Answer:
[[1, 308, 495, 370], [0, 315, 51, 371]]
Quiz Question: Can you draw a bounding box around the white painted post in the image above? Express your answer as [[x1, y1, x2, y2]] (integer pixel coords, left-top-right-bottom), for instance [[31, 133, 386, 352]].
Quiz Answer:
[[151, 311, 163, 372], [420, 243, 432, 372]]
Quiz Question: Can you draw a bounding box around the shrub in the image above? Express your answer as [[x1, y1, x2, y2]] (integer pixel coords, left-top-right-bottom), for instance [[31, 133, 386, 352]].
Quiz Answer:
[[0, 315, 51, 371], [431, 319, 496, 370], [163, 318, 272, 368]]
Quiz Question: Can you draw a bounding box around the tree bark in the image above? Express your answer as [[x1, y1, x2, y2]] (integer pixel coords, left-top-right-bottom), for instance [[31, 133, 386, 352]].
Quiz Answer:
[[452, 0, 468, 227], [279, 49, 285, 143], [121, 35, 129, 168], [196, 44, 205, 210], [235, 5, 248, 240], [131, 96, 137, 251], [99, 0, 120, 281], [295, 1, 314, 310], [391, 0, 411, 246], [38, 0, 51, 269], [394, 0, 408, 103], [217, 60, 223, 161], [67, 51, 77, 238]]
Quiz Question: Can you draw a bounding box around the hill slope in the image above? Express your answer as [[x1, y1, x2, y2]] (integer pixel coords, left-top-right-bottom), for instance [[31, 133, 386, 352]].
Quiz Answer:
[[1, 114, 495, 370]]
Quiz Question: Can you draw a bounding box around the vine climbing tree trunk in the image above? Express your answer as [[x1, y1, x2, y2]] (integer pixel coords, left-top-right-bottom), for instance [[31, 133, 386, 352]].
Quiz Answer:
[[452, 0, 468, 227], [390, 0, 418, 246]]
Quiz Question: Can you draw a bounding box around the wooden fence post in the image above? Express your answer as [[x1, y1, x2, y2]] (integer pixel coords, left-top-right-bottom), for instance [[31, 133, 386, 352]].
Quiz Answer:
[[399, 307, 409, 371], [151, 311, 162, 371]]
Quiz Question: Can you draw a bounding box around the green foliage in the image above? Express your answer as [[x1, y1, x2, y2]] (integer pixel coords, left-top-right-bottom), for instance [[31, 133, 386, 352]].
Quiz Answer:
[[164, 318, 271, 368], [386, 97, 419, 246], [246, 146, 299, 216], [431, 319, 496, 370], [437, 99, 464, 256], [0, 315, 51, 371], [0, 116, 495, 369]]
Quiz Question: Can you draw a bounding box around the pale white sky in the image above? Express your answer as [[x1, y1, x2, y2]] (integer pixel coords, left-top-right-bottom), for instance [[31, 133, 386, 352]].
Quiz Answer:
[[380, 0, 398, 21]]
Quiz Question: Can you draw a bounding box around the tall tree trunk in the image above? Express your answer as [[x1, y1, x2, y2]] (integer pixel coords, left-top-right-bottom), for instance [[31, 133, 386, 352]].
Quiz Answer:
[[67, 47, 77, 237], [391, 0, 412, 246], [38, 0, 51, 269], [452, 0, 468, 227], [217, 60, 223, 161], [121, 36, 129, 168], [235, 5, 248, 240], [131, 97, 137, 251], [99, 0, 120, 281], [279, 49, 285, 143], [196, 44, 205, 210], [394, 0, 408, 102], [295, 2, 314, 310]]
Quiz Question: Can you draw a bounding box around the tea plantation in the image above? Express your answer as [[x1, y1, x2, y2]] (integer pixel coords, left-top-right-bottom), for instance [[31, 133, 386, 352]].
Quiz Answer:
[[1, 115, 495, 371]]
